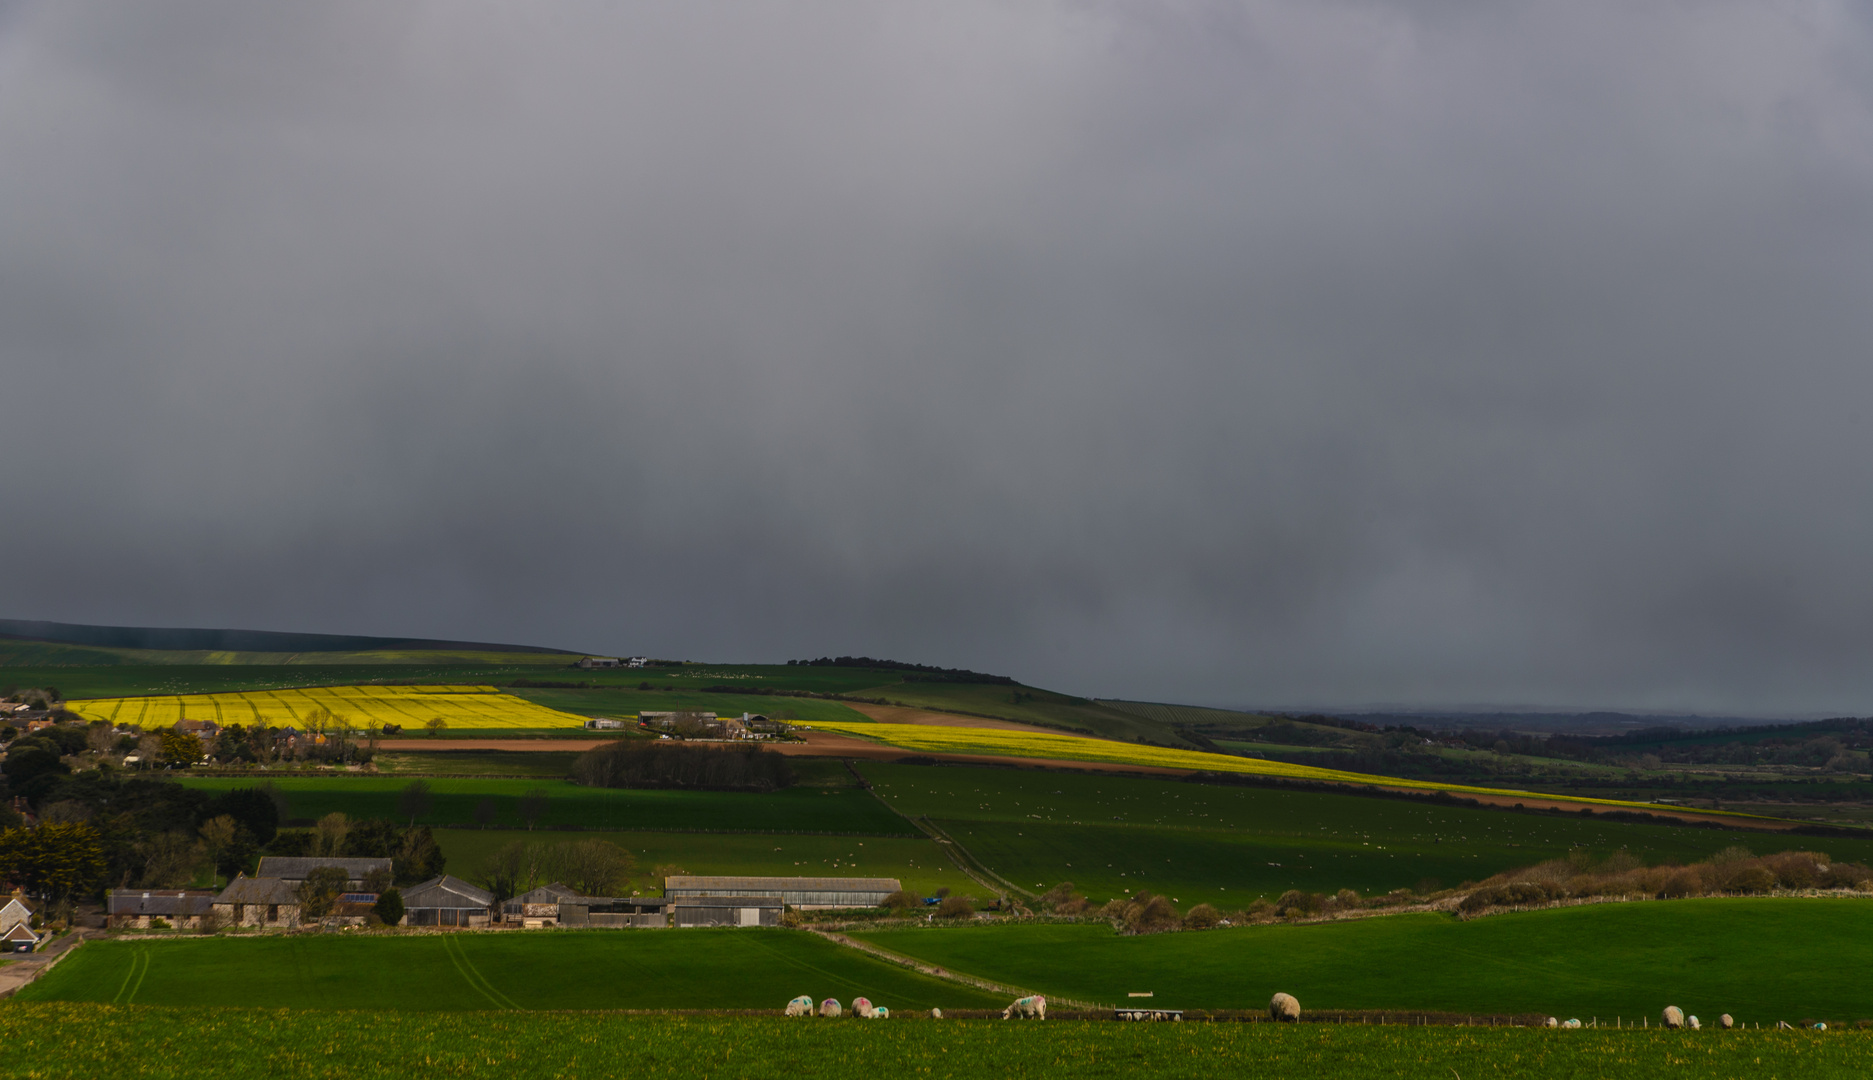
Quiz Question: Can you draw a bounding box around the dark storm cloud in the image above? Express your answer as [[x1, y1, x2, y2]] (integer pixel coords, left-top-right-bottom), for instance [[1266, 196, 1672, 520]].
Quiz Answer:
[[3, 0, 1872, 713]]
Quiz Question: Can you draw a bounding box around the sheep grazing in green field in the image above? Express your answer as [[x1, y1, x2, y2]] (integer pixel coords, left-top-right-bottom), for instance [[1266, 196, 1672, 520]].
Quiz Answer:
[[1003, 995, 1046, 1020], [819, 998, 842, 1018], [852, 997, 876, 1019], [1662, 1006, 1684, 1029], [1561, 1019, 1582, 1029], [1719, 1014, 1734, 1029], [1688, 1015, 1701, 1030], [784, 996, 814, 1017], [1269, 993, 1300, 1022], [873, 1007, 890, 1019]]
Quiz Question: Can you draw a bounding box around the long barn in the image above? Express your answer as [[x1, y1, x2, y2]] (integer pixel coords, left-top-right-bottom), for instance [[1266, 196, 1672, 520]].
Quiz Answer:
[[662, 876, 900, 909]]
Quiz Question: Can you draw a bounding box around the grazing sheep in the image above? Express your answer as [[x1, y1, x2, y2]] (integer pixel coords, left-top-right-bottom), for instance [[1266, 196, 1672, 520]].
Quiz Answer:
[[1269, 993, 1301, 1022], [1719, 1014, 1734, 1030], [785, 995, 815, 1017], [1544, 1017, 1558, 1028], [1562, 1019, 1582, 1029], [1003, 995, 1047, 1020], [1813, 1022, 1827, 1031], [930, 1008, 943, 1019], [820, 998, 843, 1019], [1662, 1006, 1685, 1029], [1688, 1016, 1701, 1030], [874, 1006, 890, 1019], [853, 997, 876, 1019]]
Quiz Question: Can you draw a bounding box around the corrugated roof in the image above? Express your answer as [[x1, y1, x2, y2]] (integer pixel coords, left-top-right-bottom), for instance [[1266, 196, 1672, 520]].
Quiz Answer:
[[401, 874, 494, 909], [107, 890, 218, 916], [256, 857, 391, 880], [669, 895, 783, 906], [213, 877, 301, 905], [511, 883, 582, 904], [664, 876, 901, 892]]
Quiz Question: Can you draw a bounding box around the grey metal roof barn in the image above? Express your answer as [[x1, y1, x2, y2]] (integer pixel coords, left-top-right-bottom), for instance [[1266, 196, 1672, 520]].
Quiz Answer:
[[255, 857, 391, 885], [670, 895, 783, 927], [663, 876, 899, 908], [401, 875, 495, 927]]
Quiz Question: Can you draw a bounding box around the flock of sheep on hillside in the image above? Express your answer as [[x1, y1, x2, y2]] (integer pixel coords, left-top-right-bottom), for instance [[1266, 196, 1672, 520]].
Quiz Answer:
[[780, 991, 1822, 1029], [782, 995, 1046, 1020]]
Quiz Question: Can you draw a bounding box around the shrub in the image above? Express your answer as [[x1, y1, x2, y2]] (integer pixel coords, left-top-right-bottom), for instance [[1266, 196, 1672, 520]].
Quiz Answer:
[[1123, 893, 1179, 934], [1182, 903, 1221, 930], [373, 888, 405, 926], [881, 889, 922, 913], [935, 895, 976, 919]]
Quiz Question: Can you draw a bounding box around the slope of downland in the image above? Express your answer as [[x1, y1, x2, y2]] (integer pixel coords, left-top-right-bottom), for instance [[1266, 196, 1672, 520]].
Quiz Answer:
[[851, 681, 1203, 747], [4, 1008, 1868, 1080], [855, 898, 1873, 1020], [820, 722, 1766, 820], [861, 762, 1873, 905], [178, 777, 919, 835], [19, 932, 1005, 1011]]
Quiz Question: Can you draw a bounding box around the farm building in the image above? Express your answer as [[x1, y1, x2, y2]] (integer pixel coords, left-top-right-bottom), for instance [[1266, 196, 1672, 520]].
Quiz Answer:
[[577, 657, 621, 669], [212, 876, 302, 927], [401, 875, 494, 927], [106, 889, 218, 929], [583, 718, 628, 730], [663, 876, 901, 909], [255, 857, 391, 888], [501, 883, 670, 928], [670, 895, 783, 927]]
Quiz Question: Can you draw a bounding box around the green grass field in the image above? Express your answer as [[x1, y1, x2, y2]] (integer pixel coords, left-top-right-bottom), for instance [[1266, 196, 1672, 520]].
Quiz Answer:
[[178, 777, 919, 835], [19, 932, 1005, 1011], [860, 762, 1873, 903], [434, 829, 960, 897], [855, 898, 1873, 1020], [369, 749, 586, 776], [8, 1006, 1865, 1080]]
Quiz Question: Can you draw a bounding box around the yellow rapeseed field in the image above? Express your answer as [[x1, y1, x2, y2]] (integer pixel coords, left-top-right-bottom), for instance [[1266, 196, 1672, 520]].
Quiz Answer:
[[805, 721, 1746, 817], [65, 684, 587, 731]]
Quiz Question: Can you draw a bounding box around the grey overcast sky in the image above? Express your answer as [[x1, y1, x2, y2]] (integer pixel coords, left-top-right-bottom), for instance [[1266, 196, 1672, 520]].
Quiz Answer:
[[2, 1, 1871, 714]]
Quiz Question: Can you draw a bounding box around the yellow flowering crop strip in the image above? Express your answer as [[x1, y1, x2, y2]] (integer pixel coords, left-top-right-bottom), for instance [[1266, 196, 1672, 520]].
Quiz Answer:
[[806, 721, 1759, 819], [65, 684, 587, 731]]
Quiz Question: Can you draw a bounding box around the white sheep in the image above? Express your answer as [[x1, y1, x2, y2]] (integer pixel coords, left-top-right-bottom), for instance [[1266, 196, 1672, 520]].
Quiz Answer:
[[1003, 995, 1047, 1020], [820, 998, 843, 1018], [1561, 1019, 1582, 1029], [1662, 1006, 1684, 1029], [785, 995, 815, 1017], [852, 997, 876, 1019], [930, 1007, 943, 1019], [1688, 1015, 1701, 1030], [874, 1006, 890, 1019], [1269, 993, 1301, 1022]]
